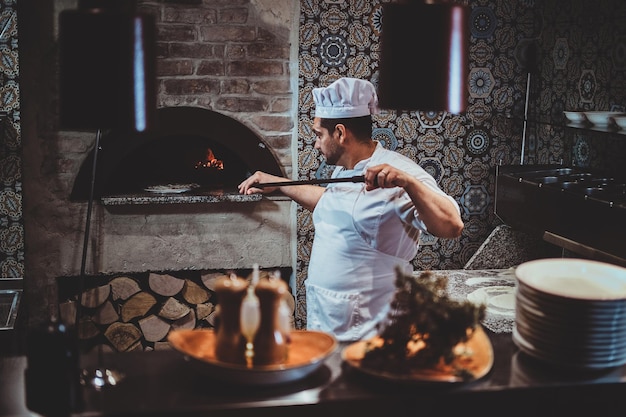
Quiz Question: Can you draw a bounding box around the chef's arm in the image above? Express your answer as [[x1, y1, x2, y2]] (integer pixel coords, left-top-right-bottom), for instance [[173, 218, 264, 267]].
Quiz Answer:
[[238, 171, 325, 212], [364, 165, 464, 239], [402, 179, 464, 238], [276, 183, 324, 212]]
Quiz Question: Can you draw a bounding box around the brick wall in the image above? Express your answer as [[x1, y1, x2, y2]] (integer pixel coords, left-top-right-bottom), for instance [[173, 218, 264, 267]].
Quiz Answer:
[[145, 0, 296, 175], [20, 0, 300, 330]]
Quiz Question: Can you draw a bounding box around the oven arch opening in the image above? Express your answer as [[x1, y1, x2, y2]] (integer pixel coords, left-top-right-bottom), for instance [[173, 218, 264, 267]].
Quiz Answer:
[[71, 107, 285, 200]]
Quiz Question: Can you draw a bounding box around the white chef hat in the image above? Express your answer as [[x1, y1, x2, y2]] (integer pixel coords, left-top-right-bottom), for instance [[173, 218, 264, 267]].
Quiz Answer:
[[313, 78, 379, 119]]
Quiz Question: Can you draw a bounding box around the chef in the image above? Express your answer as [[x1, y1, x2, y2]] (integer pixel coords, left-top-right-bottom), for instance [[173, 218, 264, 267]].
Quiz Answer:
[[238, 77, 463, 341]]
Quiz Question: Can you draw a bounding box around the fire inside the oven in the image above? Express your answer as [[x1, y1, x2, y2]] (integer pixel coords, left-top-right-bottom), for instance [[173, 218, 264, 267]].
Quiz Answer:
[[195, 148, 224, 170]]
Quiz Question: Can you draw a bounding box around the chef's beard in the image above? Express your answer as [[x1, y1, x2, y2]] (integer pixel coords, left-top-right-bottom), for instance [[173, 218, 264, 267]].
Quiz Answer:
[[322, 139, 342, 166]]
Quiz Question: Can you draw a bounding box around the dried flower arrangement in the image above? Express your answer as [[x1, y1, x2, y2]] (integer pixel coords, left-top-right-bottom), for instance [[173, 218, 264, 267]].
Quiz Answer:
[[361, 267, 486, 380]]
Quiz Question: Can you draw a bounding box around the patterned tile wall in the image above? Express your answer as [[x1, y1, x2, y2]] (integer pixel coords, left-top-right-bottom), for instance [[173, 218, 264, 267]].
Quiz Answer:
[[0, 2, 22, 279], [293, 0, 626, 329], [531, 0, 626, 176], [3, 1, 625, 307]]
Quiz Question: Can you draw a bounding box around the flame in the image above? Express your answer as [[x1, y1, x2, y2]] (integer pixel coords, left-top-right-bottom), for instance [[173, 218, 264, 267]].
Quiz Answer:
[[195, 148, 224, 170]]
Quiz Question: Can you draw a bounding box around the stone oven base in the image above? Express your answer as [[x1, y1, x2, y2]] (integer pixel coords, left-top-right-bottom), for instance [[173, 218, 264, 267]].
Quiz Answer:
[[57, 197, 293, 279], [57, 267, 293, 352]]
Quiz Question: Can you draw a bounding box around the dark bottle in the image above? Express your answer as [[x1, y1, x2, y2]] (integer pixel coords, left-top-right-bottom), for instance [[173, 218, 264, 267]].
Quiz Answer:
[[213, 275, 248, 365], [252, 278, 290, 366], [25, 316, 83, 417]]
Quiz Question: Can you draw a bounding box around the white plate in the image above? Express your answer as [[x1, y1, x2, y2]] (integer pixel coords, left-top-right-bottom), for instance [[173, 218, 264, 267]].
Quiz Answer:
[[563, 111, 587, 124], [613, 115, 626, 130], [512, 327, 626, 370], [143, 183, 199, 193], [515, 259, 626, 301], [515, 304, 626, 340], [516, 282, 626, 314], [467, 286, 516, 317], [583, 111, 626, 127]]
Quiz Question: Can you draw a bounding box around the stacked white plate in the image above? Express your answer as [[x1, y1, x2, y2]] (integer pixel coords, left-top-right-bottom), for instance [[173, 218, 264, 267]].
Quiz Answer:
[[513, 259, 626, 370]]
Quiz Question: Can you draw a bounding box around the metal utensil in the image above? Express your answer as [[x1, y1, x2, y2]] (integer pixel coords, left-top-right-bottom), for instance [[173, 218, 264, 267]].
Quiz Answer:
[[254, 175, 365, 188]]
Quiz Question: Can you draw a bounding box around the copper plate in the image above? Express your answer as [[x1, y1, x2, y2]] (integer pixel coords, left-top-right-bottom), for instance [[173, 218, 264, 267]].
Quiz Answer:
[[168, 329, 337, 385], [341, 326, 494, 383]]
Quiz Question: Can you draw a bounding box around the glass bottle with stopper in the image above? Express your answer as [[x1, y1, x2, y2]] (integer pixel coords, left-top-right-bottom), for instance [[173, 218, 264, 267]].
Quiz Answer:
[[214, 273, 248, 365], [240, 264, 261, 367], [273, 269, 294, 340], [252, 270, 290, 365]]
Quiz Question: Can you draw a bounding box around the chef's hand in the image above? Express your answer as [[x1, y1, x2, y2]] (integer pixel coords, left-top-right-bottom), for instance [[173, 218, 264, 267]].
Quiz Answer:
[[238, 171, 288, 195], [364, 164, 410, 191]]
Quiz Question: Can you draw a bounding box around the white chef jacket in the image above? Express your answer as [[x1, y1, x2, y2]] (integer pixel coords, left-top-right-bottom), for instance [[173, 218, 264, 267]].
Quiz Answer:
[[305, 142, 460, 341]]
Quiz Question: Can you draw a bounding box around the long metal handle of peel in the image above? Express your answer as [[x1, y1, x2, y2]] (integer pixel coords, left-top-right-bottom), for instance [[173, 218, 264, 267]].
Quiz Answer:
[[254, 175, 365, 188]]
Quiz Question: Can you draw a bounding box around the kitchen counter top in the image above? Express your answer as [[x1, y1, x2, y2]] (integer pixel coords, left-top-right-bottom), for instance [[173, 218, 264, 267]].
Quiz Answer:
[[3, 269, 626, 416], [3, 332, 625, 417]]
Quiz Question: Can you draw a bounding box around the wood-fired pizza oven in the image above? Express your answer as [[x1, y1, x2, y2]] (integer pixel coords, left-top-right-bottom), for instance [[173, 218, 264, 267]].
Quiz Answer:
[[71, 107, 284, 200]]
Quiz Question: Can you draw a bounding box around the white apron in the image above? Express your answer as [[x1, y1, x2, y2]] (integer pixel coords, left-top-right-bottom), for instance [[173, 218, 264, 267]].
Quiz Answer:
[[305, 181, 415, 342]]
